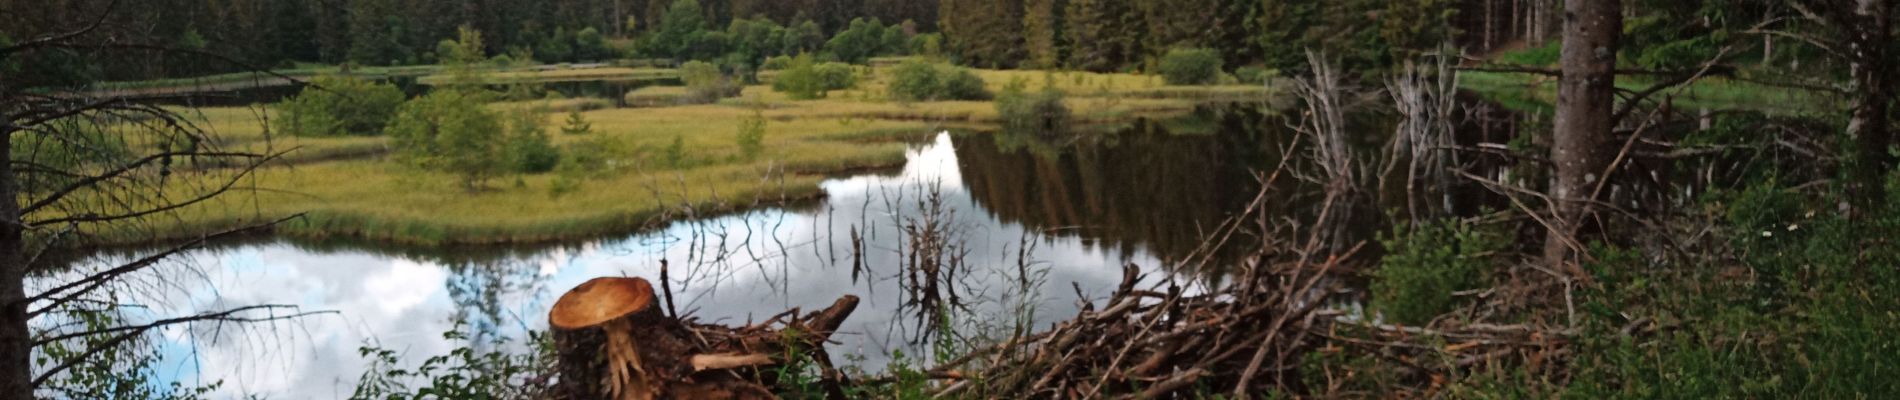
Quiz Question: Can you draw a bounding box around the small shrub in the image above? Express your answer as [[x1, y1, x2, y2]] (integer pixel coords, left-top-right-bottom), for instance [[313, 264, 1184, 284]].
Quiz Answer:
[[550, 137, 616, 196], [736, 108, 766, 160], [760, 55, 795, 70], [502, 109, 560, 174], [663, 135, 687, 169], [680, 60, 742, 104], [824, 17, 908, 64], [773, 55, 858, 99], [279, 75, 406, 137], [887, 61, 989, 102], [995, 78, 1070, 133], [1370, 218, 1503, 325], [1236, 66, 1276, 85], [386, 89, 505, 189], [560, 109, 593, 135], [1157, 48, 1223, 85]]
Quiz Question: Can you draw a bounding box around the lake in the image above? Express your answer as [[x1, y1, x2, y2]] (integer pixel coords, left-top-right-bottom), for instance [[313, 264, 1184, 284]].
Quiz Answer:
[[34, 106, 1300, 398]]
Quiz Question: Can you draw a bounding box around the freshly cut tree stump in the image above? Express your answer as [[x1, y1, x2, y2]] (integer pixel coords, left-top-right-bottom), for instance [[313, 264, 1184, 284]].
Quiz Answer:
[[550, 276, 862, 399]]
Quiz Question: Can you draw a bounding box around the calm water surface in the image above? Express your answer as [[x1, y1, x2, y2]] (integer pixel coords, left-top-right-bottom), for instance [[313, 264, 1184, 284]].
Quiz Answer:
[[38, 108, 1288, 398]]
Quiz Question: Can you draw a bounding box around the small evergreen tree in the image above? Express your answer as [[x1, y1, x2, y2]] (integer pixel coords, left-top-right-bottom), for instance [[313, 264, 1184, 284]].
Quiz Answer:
[[560, 110, 593, 135]]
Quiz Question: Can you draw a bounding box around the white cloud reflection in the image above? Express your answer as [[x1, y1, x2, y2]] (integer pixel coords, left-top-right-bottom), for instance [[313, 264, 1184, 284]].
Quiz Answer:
[[39, 132, 1174, 399]]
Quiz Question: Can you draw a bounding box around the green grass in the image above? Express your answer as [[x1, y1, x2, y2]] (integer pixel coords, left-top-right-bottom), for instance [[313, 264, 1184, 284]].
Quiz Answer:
[[417, 67, 677, 85], [1460, 71, 1840, 116], [95, 64, 442, 90], [77, 67, 1265, 245]]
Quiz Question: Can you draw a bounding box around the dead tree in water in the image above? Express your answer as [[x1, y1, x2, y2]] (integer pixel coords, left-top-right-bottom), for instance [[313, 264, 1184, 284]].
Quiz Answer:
[[549, 277, 861, 399], [1387, 51, 1462, 223]]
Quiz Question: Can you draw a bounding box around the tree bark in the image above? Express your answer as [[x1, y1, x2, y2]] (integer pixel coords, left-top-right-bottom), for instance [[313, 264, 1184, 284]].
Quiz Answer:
[[1545, 0, 1621, 274], [1845, 0, 1895, 210], [0, 123, 30, 397]]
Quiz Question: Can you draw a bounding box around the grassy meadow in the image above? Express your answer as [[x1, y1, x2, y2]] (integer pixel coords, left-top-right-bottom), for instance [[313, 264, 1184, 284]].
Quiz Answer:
[[84, 65, 1268, 245]]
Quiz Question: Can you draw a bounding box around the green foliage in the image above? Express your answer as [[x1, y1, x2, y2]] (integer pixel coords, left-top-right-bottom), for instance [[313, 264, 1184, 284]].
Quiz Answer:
[[1378, 0, 1458, 57], [887, 61, 990, 102], [663, 135, 688, 169], [350, 326, 553, 399], [909, 33, 944, 60], [10, 120, 132, 193], [560, 110, 593, 135], [1235, 66, 1276, 85], [279, 75, 407, 137], [1369, 218, 1502, 325], [347, 0, 413, 66], [1495, 42, 1561, 66], [35, 304, 222, 399], [680, 60, 742, 103], [736, 108, 767, 160], [549, 137, 619, 196], [1559, 177, 1900, 398], [644, 0, 718, 60], [995, 77, 1070, 133], [386, 89, 506, 189], [824, 18, 909, 64], [530, 27, 616, 63], [502, 109, 560, 174], [760, 55, 796, 70], [1157, 48, 1223, 85], [773, 55, 859, 100]]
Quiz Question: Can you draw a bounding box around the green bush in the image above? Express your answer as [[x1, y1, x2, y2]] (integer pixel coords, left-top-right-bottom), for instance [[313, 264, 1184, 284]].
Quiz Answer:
[[773, 55, 858, 99], [736, 108, 766, 160], [559, 110, 592, 135], [995, 78, 1069, 133], [760, 55, 795, 70], [824, 18, 908, 64], [1369, 218, 1502, 325], [1235, 66, 1276, 85], [680, 60, 742, 103], [279, 75, 406, 137], [386, 89, 505, 189], [502, 109, 560, 173], [887, 61, 989, 102], [1157, 48, 1224, 85]]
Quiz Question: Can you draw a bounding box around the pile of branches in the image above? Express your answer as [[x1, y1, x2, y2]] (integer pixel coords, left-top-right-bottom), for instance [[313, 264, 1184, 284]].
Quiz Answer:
[[905, 182, 1573, 398]]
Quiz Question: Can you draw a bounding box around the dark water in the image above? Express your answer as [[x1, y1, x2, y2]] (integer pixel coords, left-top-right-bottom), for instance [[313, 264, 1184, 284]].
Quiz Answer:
[[33, 105, 1340, 398]]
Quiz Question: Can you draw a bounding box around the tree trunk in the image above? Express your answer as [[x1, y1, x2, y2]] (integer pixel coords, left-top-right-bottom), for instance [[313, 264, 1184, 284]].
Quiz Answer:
[[549, 277, 862, 399], [1847, 0, 1895, 210], [1545, 0, 1621, 274], [0, 124, 30, 397], [550, 277, 707, 400]]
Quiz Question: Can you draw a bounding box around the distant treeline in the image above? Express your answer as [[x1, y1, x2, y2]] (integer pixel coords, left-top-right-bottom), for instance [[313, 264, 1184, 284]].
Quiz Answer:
[[1, 0, 1786, 81]]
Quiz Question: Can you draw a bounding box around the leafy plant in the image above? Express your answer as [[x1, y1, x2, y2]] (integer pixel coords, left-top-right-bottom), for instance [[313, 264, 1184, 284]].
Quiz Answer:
[[560, 109, 593, 135], [773, 55, 858, 99], [350, 326, 553, 400], [995, 77, 1070, 133], [736, 107, 767, 160], [680, 60, 742, 103], [386, 89, 506, 189], [1157, 48, 1223, 85], [887, 61, 989, 102], [502, 108, 560, 174], [1369, 218, 1503, 325], [279, 74, 406, 137]]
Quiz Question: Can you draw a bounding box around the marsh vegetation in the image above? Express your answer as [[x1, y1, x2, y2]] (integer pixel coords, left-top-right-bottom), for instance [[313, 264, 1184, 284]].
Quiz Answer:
[[4, 0, 1898, 399]]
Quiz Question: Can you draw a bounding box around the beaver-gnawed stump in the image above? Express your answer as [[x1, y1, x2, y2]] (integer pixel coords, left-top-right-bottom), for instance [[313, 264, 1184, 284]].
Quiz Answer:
[[550, 276, 861, 399]]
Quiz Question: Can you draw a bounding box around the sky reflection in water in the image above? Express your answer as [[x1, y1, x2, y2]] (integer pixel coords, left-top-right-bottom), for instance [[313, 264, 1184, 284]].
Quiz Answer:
[[70, 132, 1194, 398]]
